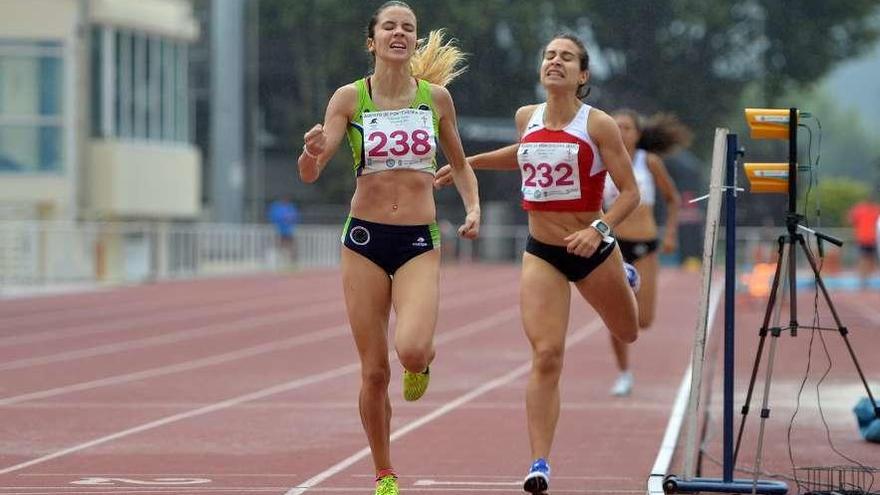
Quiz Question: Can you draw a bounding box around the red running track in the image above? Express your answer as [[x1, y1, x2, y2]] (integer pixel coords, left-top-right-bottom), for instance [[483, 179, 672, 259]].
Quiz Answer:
[[0, 264, 875, 494], [685, 288, 880, 492]]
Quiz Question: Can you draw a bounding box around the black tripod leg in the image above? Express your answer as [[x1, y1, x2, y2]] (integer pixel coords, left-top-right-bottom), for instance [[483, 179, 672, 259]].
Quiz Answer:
[[799, 236, 880, 418], [752, 327, 782, 491], [733, 236, 788, 464], [789, 235, 799, 335]]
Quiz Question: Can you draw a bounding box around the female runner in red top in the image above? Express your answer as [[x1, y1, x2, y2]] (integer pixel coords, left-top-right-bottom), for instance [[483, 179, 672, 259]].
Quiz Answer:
[[435, 33, 639, 495]]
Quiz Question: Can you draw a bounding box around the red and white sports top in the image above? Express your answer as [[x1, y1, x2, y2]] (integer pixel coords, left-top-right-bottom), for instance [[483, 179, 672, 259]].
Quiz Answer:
[[518, 103, 606, 211]]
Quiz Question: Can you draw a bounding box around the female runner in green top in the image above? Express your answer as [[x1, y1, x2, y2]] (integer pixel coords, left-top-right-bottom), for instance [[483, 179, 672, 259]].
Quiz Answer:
[[297, 2, 480, 494]]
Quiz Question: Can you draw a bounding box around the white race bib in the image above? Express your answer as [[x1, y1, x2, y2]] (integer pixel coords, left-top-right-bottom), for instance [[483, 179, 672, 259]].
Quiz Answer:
[[518, 142, 581, 202], [362, 108, 436, 174]]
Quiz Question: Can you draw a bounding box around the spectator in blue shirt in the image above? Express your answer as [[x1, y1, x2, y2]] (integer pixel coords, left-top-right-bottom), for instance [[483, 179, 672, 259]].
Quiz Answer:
[[267, 196, 299, 263]]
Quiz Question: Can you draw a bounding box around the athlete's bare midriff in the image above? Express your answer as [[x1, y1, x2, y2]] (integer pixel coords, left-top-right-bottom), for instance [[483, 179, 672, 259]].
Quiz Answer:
[[528, 209, 603, 246], [351, 169, 436, 225], [613, 204, 658, 240]]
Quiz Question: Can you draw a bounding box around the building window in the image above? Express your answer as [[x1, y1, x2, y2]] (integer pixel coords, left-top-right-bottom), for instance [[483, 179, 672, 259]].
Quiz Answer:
[[92, 26, 189, 144], [0, 40, 64, 173]]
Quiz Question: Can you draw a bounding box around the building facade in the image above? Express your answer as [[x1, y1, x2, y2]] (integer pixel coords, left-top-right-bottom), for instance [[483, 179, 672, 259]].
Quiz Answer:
[[0, 0, 201, 221]]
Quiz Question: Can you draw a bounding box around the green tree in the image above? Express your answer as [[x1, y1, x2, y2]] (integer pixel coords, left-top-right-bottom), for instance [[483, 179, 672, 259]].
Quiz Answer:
[[758, 1, 880, 105], [585, 0, 880, 156], [803, 177, 871, 226], [259, 0, 880, 204]]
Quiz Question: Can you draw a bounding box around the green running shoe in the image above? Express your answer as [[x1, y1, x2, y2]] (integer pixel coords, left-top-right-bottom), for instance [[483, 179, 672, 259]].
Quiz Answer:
[[375, 474, 399, 495], [402, 366, 430, 401]]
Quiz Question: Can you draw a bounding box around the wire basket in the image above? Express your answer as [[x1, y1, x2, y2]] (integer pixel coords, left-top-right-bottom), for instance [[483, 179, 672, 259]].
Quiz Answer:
[[795, 466, 879, 495]]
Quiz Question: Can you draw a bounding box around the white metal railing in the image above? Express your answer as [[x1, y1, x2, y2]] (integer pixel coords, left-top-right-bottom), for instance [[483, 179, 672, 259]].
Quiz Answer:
[[1, 221, 859, 287], [294, 225, 343, 268], [0, 221, 280, 286], [294, 224, 859, 269], [720, 226, 857, 269]]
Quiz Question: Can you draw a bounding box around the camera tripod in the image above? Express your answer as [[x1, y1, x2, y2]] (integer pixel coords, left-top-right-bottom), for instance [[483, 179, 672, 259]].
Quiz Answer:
[[732, 210, 880, 478], [662, 111, 878, 495]]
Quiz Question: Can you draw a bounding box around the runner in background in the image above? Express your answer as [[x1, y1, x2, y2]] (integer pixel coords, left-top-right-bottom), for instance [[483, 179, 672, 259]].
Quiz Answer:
[[847, 192, 880, 289], [602, 109, 691, 396]]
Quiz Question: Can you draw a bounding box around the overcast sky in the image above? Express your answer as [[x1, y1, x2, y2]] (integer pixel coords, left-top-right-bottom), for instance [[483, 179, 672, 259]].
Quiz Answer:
[[825, 40, 880, 136]]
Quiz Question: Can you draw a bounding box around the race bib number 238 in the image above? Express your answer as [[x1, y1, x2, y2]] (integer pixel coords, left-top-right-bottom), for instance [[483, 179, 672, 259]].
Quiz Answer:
[[363, 108, 436, 174]]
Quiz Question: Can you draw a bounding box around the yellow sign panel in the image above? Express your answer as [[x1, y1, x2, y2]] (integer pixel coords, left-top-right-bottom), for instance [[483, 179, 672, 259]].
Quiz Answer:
[[744, 162, 789, 193], [744, 108, 798, 140]]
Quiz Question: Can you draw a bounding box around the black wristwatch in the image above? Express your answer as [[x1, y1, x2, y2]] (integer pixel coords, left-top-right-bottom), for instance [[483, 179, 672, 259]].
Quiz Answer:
[[590, 219, 612, 237]]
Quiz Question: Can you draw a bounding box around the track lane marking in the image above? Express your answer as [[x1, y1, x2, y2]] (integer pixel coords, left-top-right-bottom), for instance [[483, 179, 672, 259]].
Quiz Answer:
[[284, 318, 606, 495], [0, 305, 521, 475]]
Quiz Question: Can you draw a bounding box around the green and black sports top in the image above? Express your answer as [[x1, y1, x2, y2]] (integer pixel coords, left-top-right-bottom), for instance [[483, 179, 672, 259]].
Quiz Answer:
[[345, 77, 440, 177]]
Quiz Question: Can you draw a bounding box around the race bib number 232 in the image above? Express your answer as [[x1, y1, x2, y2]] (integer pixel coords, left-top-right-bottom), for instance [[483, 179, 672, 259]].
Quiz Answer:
[[518, 142, 581, 201]]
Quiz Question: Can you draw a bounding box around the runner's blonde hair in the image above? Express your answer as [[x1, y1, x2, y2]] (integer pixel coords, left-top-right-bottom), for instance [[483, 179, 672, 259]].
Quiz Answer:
[[366, 2, 467, 87], [411, 28, 467, 87]]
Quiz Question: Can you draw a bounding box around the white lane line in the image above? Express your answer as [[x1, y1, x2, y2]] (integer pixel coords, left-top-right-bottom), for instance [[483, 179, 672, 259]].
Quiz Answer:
[[0, 272, 514, 348], [0, 306, 520, 475], [4, 489, 645, 494], [0, 490, 295, 494], [0, 281, 516, 372], [0, 279, 315, 331], [0, 271, 347, 325], [645, 283, 723, 495], [70, 476, 211, 485], [0, 363, 360, 476], [13, 472, 628, 479], [0, 301, 519, 406], [0, 292, 340, 348], [0, 325, 349, 406], [0, 303, 341, 371], [0, 490, 646, 494], [415, 479, 520, 486], [355, 473, 633, 480], [284, 318, 605, 495]]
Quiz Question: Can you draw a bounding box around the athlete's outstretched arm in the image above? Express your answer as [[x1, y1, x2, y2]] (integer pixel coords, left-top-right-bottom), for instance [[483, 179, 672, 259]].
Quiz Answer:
[[468, 144, 520, 170], [298, 85, 357, 183], [433, 85, 480, 239], [468, 104, 536, 170], [432, 105, 536, 188], [432, 144, 518, 188]]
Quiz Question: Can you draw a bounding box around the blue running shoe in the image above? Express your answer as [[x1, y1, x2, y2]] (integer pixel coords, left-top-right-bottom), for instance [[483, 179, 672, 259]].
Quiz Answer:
[[624, 262, 641, 292], [523, 457, 550, 494]]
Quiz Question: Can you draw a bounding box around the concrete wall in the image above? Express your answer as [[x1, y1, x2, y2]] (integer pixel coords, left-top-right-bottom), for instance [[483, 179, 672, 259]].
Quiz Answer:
[[90, 0, 199, 41], [0, 0, 78, 38], [89, 140, 201, 218]]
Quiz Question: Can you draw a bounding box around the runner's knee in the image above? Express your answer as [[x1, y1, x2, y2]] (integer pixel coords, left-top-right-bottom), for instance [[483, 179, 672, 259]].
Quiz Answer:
[[397, 345, 432, 373], [612, 325, 638, 344], [361, 363, 391, 389], [532, 346, 564, 377]]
